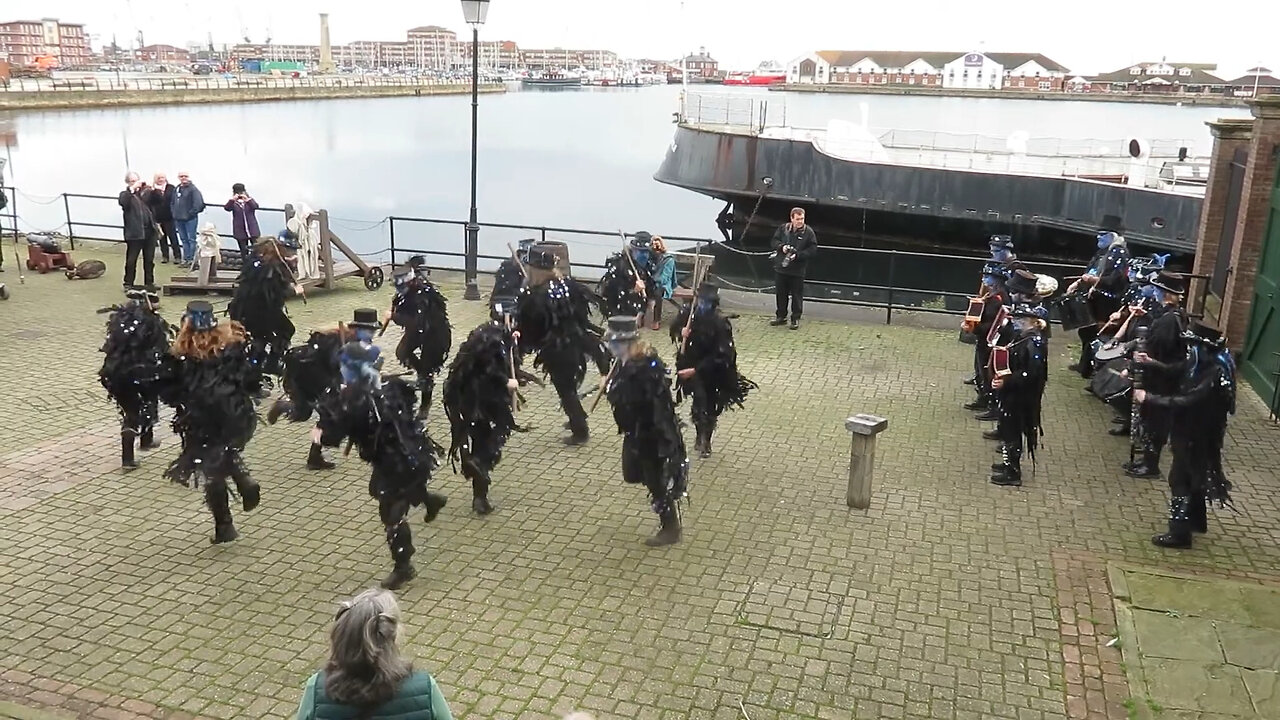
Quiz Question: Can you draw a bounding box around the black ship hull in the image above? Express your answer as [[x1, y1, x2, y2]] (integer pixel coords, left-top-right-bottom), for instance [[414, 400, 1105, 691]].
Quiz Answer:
[[654, 124, 1202, 260]]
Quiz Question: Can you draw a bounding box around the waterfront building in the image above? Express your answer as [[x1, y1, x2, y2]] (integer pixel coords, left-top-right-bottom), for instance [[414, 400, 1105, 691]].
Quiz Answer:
[[0, 18, 92, 68], [135, 44, 191, 66], [785, 50, 1067, 90], [1224, 67, 1280, 98], [680, 48, 719, 79], [407, 26, 460, 70], [521, 48, 618, 72], [462, 40, 523, 71], [1086, 61, 1225, 95]]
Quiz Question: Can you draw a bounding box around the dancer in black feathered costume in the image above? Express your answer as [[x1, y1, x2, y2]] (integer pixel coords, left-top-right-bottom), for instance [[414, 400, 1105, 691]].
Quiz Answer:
[[604, 316, 690, 547], [227, 234, 302, 379], [161, 301, 262, 544], [99, 288, 175, 470], [670, 281, 757, 458], [315, 309, 448, 590], [386, 261, 451, 419], [266, 326, 346, 470], [443, 306, 541, 515], [514, 246, 610, 445], [491, 238, 533, 305], [598, 231, 657, 319], [1137, 319, 1236, 549]]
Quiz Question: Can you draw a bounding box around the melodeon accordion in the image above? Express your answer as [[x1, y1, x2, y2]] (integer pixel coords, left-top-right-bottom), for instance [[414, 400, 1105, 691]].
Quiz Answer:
[[964, 297, 984, 324], [986, 305, 1009, 346], [991, 345, 1012, 378]]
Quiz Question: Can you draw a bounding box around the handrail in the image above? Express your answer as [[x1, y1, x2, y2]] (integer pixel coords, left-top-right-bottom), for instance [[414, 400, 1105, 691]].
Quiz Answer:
[[10, 186, 1204, 325], [1, 75, 504, 93]]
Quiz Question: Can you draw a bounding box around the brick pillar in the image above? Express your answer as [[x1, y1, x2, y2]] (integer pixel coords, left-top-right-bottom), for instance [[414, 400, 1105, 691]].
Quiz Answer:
[[1189, 119, 1253, 319], [1220, 96, 1280, 351]]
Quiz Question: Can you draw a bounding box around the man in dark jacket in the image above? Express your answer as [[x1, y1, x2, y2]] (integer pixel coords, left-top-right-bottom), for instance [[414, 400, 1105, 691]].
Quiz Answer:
[[146, 173, 180, 264], [770, 207, 818, 330], [171, 171, 205, 268], [118, 172, 158, 290]]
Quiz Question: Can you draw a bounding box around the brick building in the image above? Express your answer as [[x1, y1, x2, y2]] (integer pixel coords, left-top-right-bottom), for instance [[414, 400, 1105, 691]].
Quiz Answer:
[[521, 47, 617, 72], [1224, 67, 1280, 98], [785, 50, 1068, 90], [680, 48, 718, 79], [407, 26, 459, 70], [135, 44, 190, 65], [0, 18, 92, 68], [461, 40, 522, 70]]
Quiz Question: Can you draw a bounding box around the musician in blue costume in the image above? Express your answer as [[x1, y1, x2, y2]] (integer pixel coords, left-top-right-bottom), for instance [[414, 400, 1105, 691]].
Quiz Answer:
[[1124, 271, 1189, 479], [669, 281, 757, 458], [1098, 255, 1166, 437], [599, 231, 657, 320], [604, 316, 690, 546], [963, 236, 1019, 391], [990, 303, 1049, 487], [1134, 320, 1236, 549], [442, 297, 539, 515], [99, 288, 174, 470], [227, 233, 304, 380], [1067, 230, 1131, 378], [315, 308, 448, 590], [513, 246, 610, 445], [161, 301, 263, 544], [266, 324, 348, 470], [385, 260, 451, 419]]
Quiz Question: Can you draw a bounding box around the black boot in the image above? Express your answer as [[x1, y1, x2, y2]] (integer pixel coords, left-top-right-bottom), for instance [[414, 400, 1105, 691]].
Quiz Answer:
[[692, 423, 706, 455], [1190, 492, 1208, 534], [381, 520, 417, 589], [417, 376, 434, 420], [964, 396, 989, 411], [644, 506, 683, 547], [1108, 424, 1131, 436], [228, 457, 260, 512], [266, 398, 293, 425], [991, 445, 1022, 486], [306, 443, 335, 471], [139, 427, 160, 451], [468, 460, 494, 515], [1124, 449, 1162, 478], [422, 491, 448, 523], [1152, 496, 1193, 548], [974, 408, 1000, 422], [700, 425, 714, 459], [962, 375, 977, 386], [121, 431, 138, 470], [207, 482, 238, 544], [982, 429, 1000, 440]]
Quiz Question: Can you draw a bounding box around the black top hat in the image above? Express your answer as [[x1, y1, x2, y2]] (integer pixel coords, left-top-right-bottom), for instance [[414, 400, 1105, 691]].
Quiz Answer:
[[125, 287, 147, 301], [695, 280, 720, 300], [276, 230, 299, 249], [630, 231, 653, 249], [527, 247, 557, 270], [392, 266, 412, 284], [350, 308, 380, 330], [408, 255, 426, 268], [1184, 319, 1224, 345], [604, 315, 638, 341], [1006, 269, 1039, 296], [1099, 214, 1124, 233], [988, 235, 1015, 251], [1149, 270, 1187, 295], [184, 300, 217, 331]]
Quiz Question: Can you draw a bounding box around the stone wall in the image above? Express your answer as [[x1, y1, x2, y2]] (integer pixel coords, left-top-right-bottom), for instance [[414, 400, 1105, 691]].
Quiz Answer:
[[774, 83, 1249, 107], [0, 83, 504, 111]]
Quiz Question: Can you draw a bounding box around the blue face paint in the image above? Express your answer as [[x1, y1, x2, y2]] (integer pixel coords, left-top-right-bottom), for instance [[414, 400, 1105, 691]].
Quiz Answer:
[[632, 249, 651, 266], [695, 298, 713, 314], [982, 276, 998, 288], [607, 339, 630, 359], [354, 328, 374, 343], [991, 248, 1011, 263], [1152, 288, 1167, 304], [1097, 233, 1112, 250], [1139, 285, 1158, 300]]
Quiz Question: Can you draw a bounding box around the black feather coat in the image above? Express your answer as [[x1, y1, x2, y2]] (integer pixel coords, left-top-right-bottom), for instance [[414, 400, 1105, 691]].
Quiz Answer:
[[443, 324, 519, 470], [516, 277, 610, 385], [669, 306, 757, 415], [278, 331, 344, 423], [228, 251, 295, 376], [391, 283, 451, 376], [99, 303, 175, 428], [162, 342, 261, 486], [607, 351, 689, 493], [599, 253, 647, 317]]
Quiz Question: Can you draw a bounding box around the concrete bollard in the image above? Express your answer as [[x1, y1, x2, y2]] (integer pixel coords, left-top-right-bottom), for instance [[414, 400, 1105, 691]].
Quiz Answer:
[[845, 414, 889, 509]]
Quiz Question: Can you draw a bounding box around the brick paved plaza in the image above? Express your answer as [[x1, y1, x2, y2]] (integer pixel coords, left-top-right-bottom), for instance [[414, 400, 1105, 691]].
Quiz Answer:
[[1, 242, 1278, 719]]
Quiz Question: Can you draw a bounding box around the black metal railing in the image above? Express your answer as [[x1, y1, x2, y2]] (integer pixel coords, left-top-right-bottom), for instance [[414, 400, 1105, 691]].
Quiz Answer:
[[1, 75, 503, 94], [7, 187, 1211, 324]]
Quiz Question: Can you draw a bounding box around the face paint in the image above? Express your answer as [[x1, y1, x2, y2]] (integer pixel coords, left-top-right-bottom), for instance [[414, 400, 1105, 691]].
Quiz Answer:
[[607, 339, 630, 359], [695, 298, 713, 314], [632, 249, 651, 266], [1153, 288, 1167, 304], [992, 248, 1010, 263], [1097, 233, 1112, 250], [354, 328, 374, 342], [982, 275, 997, 288]]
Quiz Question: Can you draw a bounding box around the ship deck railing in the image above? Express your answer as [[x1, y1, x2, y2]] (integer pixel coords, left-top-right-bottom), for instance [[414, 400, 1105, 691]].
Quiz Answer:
[[1, 186, 1211, 326]]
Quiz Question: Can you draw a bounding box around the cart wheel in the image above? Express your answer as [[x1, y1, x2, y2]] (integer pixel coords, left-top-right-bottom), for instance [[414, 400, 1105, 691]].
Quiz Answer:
[[364, 266, 385, 291], [0, 285, 9, 300], [26, 260, 36, 271]]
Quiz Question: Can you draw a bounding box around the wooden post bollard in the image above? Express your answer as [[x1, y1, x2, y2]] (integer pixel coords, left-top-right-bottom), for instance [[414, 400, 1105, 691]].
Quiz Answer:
[[845, 414, 888, 509]]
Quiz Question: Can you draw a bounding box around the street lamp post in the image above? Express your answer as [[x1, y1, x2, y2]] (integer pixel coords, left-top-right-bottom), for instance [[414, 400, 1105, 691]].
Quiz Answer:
[[460, 0, 490, 301]]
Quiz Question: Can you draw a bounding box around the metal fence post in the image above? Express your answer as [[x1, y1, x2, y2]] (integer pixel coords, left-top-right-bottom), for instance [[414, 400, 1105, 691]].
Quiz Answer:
[[62, 193, 75, 249], [885, 250, 897, 324], [388, 217, 397, 267], [845, 414, 888, 509]]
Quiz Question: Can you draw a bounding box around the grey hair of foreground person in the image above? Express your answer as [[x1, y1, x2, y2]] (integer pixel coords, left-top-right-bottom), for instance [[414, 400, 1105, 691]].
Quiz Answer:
[[324, 588, 413, 708]]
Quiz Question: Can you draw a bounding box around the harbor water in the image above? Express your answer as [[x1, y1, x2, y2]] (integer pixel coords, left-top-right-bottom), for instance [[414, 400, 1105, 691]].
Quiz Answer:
[[0, 84, 1251, 296]]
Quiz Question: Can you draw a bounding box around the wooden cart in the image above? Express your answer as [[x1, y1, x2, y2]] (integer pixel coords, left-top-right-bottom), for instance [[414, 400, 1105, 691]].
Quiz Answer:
[[162, 206, 384, 296]]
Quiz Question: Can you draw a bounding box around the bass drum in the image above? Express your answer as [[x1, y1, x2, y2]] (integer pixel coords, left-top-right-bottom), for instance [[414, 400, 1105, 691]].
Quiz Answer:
[[1089, 358, 1131, 404], [1052, 294, 1093, 331]]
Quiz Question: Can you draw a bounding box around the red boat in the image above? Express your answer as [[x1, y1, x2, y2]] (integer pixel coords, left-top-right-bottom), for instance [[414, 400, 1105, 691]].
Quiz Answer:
[[722, 61, 786, 86]]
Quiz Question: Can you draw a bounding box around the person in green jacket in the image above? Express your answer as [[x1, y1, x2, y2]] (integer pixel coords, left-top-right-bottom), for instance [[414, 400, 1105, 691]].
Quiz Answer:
[[295, 588, 453, 720]]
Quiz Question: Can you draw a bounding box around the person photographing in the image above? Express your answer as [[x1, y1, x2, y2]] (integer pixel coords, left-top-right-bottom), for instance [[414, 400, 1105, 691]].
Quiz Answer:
[[770, 207, 818, 330]]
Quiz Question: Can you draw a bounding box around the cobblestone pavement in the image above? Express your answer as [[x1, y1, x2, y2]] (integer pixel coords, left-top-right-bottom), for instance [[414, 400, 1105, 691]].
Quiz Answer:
[[1, 242, 1278, 720]]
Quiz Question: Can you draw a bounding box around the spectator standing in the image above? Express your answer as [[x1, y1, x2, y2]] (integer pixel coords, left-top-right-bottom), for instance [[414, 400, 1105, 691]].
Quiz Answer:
[[294, 588, 454, 720], [770, 207, 818, 330], [171, 170, 205, 268], [224, 183, 260, 258], [118, 172, 158, 290], [647, 236, 676, 330], [146, 173, 180, 264]]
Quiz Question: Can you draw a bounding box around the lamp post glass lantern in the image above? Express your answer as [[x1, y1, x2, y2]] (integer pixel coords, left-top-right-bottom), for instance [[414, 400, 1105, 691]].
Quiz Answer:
[[461, 0, 489, 301]]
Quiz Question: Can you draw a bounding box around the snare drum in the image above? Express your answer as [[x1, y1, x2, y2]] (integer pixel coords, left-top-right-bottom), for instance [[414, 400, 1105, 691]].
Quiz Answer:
[[1089, 359, 1131, 403], [1053, 294, 1093, 331], [1093, 339, 1131, 363]]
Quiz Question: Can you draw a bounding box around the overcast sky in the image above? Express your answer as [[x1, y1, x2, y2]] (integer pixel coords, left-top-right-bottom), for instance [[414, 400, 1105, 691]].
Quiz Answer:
[[16, 0, 1280, 77]]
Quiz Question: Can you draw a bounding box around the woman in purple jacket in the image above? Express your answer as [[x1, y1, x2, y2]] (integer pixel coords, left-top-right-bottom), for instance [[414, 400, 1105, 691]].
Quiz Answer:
[[224, 183, 261, 258]]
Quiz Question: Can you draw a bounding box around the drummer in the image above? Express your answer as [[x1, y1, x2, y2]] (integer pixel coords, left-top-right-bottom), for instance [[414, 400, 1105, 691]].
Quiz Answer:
[[1066, 231, 1131, 379]]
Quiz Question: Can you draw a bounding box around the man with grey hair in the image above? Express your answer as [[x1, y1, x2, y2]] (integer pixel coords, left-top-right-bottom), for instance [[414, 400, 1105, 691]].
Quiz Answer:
[[171, 170, 205, 268], [118, 171, 158, 290]]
